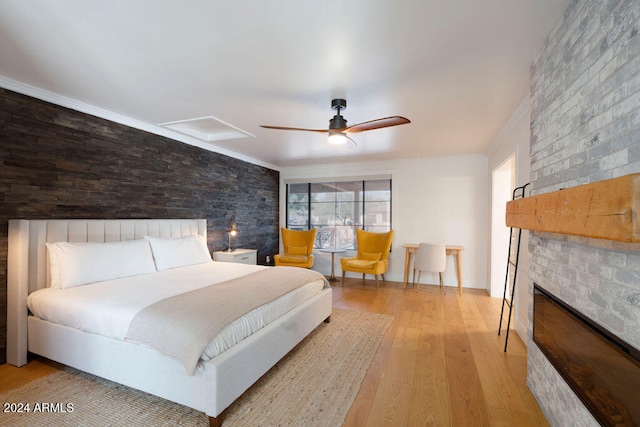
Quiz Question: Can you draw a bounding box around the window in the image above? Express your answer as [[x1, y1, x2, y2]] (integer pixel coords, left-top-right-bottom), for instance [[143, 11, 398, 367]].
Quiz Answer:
[[285, 179, 391, 249]]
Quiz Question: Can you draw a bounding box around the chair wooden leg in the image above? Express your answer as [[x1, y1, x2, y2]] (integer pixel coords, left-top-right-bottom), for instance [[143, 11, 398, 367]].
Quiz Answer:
[[415, 271, 421, 292], [439, 272, 445, 293], [375, 275, 379, 290], [341, 270, 345, 286]]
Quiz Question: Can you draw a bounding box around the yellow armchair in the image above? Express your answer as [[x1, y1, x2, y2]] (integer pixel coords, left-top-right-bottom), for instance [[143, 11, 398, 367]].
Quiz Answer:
[[341, 229, 394, 290], [274, 228, 317, 268]]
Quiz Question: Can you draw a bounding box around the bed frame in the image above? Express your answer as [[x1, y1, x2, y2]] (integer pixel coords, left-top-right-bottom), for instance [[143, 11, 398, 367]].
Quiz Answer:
[[6, 219, 332, 426]]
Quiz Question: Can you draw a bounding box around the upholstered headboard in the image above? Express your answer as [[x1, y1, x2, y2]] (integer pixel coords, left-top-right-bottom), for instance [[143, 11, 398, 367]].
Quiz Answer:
[[6, 218, 207, 366]]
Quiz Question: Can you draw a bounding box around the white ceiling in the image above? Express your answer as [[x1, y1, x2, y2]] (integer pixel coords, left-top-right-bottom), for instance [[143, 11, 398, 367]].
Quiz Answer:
[[0, 0, 570, 169]]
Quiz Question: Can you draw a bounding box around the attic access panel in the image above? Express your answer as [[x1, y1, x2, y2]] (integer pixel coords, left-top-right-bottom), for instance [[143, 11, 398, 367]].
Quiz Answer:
[[159, 116, 254, 143]]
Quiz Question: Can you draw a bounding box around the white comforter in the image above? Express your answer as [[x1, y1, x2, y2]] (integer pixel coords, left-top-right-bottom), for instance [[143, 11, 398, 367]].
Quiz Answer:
[[27, 261, 325, 362]]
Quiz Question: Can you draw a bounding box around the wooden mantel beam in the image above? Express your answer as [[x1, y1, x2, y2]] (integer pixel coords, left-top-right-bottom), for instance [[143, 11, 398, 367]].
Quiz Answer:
[[506, 174, 640, 242]]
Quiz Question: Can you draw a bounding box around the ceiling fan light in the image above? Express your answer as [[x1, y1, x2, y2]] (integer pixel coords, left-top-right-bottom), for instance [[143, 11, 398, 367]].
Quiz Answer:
[[328, 133, 347, 145]]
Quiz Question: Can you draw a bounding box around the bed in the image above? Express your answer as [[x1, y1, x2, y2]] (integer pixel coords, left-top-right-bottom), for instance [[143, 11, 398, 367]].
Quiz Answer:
[[6, 219, 332, 426]]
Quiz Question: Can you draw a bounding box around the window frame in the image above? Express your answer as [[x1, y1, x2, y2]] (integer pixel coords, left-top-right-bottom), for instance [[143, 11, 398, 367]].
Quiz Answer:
[[285, 178, 392, 250]]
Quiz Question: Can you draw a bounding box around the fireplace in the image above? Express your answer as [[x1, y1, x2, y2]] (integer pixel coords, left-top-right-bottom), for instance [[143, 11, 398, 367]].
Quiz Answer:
[[533, 285, 640, 426]]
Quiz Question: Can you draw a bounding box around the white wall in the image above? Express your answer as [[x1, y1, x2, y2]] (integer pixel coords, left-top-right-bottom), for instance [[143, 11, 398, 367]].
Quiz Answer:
[[486, 96, 531, 341], [280, 154, 489, 290]]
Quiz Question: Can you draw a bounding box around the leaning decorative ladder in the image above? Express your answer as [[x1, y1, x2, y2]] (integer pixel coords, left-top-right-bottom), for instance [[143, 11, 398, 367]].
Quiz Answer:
[[498, 183, 530, 352]]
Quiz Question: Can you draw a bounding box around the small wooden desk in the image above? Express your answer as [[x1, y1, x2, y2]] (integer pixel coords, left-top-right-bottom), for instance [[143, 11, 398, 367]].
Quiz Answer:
[[402, 244, 464, 293]]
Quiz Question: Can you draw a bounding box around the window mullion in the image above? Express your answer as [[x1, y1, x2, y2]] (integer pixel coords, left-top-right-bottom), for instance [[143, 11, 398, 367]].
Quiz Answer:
[[307, 183, 311, 230], [360, 181, 367, 230]]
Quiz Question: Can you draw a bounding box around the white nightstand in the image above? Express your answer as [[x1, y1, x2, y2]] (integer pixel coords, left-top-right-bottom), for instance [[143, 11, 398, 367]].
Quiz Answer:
[[213, 248, 257, 265]]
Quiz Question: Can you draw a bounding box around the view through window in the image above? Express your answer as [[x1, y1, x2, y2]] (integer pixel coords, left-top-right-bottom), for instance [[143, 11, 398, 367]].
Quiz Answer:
[[286, 179, 391, 249]]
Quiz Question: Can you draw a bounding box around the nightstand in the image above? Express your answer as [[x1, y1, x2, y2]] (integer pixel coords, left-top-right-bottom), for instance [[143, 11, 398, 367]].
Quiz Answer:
[[213, 248, 257, 265]]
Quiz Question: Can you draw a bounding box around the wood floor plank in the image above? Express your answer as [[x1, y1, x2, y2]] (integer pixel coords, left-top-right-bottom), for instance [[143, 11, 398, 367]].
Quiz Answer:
[[458, 291, 532, 416], [445, 355, 492, 426], [409, 355, 451, 426], [438, 289, 492, 425], [367, 378, 413, 427]]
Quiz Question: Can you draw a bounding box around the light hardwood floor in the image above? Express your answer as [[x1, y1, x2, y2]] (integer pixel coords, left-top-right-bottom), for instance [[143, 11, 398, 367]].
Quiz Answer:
[[0, 277, 548, 426], [337, 277, 548, 427]]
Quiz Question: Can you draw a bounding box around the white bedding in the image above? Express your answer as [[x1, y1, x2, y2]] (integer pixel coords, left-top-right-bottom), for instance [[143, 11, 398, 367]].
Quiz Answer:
[[27, 261, 325, 364]]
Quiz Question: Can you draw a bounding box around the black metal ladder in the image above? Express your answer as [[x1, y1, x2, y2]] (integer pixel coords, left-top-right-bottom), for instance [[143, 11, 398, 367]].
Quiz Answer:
[[498, 182, 529, 352]]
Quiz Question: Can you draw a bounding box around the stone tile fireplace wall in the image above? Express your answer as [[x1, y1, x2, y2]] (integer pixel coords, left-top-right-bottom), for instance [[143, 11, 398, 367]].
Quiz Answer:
[[528, 0, 640, 425]]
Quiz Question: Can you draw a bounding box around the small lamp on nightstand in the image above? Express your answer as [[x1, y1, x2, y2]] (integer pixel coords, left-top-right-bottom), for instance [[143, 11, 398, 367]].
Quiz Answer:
[[226, 223, 238, 252]]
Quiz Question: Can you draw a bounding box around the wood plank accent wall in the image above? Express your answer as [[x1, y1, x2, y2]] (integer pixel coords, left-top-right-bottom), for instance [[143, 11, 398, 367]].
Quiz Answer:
[[0, 88, 280, 364], [506, 174, 640, 242]]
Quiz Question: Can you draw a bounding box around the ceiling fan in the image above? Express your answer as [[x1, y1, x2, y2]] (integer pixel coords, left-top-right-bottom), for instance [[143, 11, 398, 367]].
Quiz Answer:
[[260, 98, 410, 148]]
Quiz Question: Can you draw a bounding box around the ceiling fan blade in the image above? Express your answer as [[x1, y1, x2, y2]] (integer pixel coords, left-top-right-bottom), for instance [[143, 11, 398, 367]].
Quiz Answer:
[[260, 125, 327, 133], [344, 116, 410, 133]]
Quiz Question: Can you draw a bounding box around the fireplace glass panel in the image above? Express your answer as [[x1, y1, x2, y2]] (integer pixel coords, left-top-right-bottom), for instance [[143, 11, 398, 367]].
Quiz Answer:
[[533, 284, 640, 426]]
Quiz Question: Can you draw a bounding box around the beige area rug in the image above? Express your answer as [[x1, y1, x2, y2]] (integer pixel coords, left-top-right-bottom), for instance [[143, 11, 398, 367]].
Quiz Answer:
[[1, 308, 393, 426]]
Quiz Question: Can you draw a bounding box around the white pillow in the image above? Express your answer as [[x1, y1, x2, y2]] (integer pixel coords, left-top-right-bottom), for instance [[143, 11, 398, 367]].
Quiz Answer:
[[146, 235, 212, 271], [47, 239, 157, 289]]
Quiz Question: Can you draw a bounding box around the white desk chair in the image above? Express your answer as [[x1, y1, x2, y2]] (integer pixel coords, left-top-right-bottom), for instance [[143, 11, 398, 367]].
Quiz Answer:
[[413, 243, 447, 292]]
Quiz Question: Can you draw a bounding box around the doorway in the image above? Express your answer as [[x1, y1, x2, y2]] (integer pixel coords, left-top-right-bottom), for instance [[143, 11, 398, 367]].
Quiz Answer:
[[490, 155, 515, 298]]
